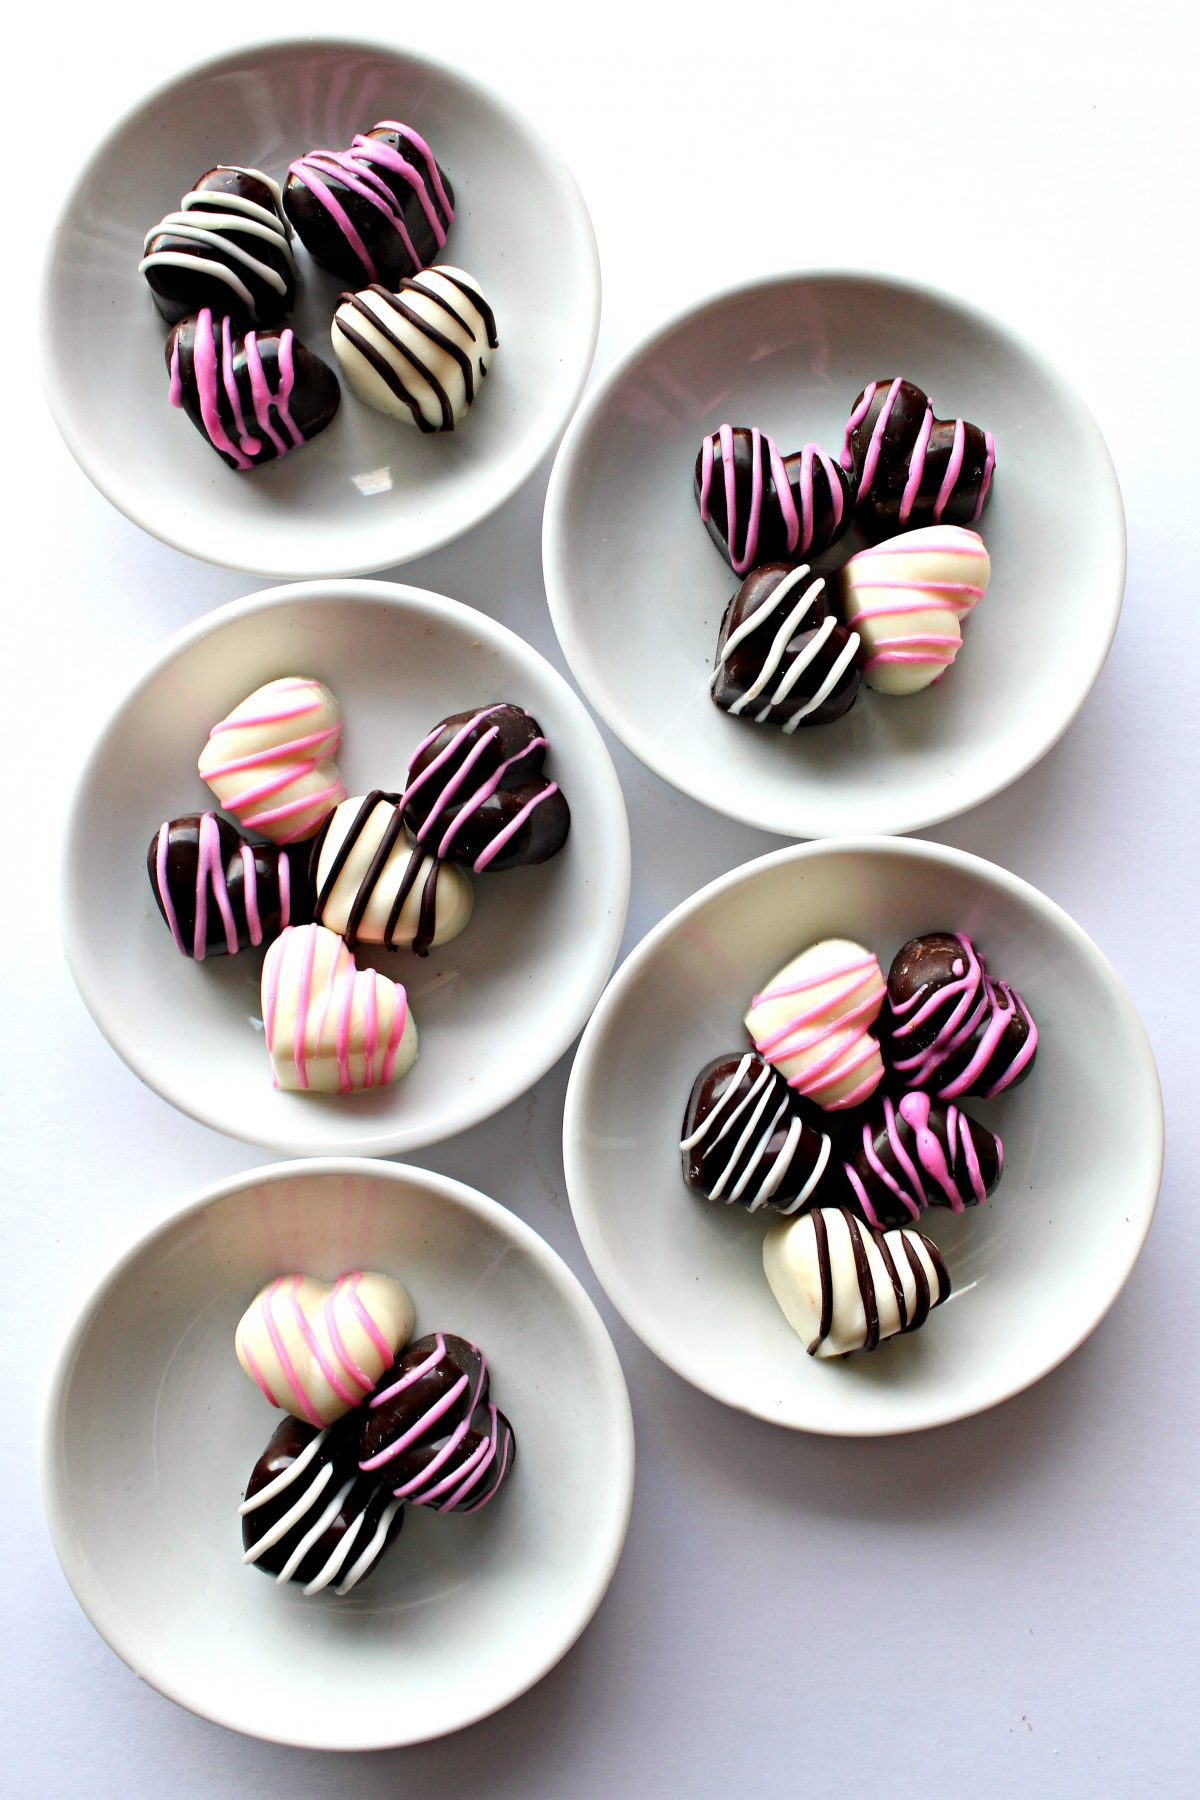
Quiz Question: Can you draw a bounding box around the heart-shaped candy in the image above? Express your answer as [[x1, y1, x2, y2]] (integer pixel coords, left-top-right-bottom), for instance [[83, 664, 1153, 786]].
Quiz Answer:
[[883, 932, 1038, 1099], [198, 676, 346, 845], [745, 938, 886, 1111], [261, 924, 418, 1093], [147, 812, 305, 959], [402, 703, 571, 872], [841, 1090, 1003, 1229], [695, 426, 854, 574], [711, 562, 861, 729], [140, 165, 297, 327], [285, 121, 455, 287], [359, 1332, 516, 1514], [312, 792, 474, 956], [764, 1206, 950, 1357], [841, 378, 995, 535], [680, 1051, 833, 1215], [839, 524, 991, 694], [166, 308, 340, 470], [332, 266, 498, 432], [239, 1412, 405, 1597], [235, 1270, 414, 1426]]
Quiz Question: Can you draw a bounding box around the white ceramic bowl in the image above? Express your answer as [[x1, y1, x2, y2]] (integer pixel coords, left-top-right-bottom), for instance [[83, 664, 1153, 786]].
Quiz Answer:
[[564, 838, 1162, 1435], [543, 272, 1125, 839], [41, 1159, 634, 1749], [61, 580, 629, 1156], [41, 36, 600, 577]]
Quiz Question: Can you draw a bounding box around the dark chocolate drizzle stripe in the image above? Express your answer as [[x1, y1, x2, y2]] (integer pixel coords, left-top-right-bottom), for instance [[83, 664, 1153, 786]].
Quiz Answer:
[[872, 1229, 909, 1333], [810, 1208, 833, 1355], [331, 315, 442, 430], [846, 1213, 881, 1352], [437, 271, 499, 348], [311, 790, 444, 958], [333, 280, 479, 424]]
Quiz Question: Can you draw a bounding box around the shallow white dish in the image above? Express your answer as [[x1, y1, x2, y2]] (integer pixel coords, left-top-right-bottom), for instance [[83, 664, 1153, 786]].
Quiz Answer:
[[61, 579, 629, 1156], [564, 838, 1162, 1435], [42, 1160, 634, 1749], [41, 36, 600, 577], [543, 272, 1125, 838]]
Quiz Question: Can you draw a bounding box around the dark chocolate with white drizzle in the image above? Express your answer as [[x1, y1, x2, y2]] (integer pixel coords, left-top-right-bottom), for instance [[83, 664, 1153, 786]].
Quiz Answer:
[[402, 705, 570, 872], [359, 1333, 516, 1514], [841, 378, 996, 537], [148, 812, 305, 959], [309, 792, 468, 958], [680, 1052, 833, 1214], [240, 1413, 404, 1597], [695, 426, 854, 575], [884, 933, 1038, 1099], [285, 122, 455, 287], [841, 1090, 1003, 1229], [711, 562, 861, 730], [166, 308, 340, 470], [140, 166, 297, 327]]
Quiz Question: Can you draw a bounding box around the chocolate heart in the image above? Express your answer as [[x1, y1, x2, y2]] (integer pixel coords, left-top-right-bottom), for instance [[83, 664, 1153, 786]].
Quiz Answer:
[[198, 676, 346, 846], [680, 1051, 834, 1214], [711, 562, 861, 729], [285, 121, 455, 287], [240, 1412, 404, 1597], [165, 308, 340, 470], [694, 426, 854, 574], [140, 165, 297, 327], [745, 938, 886, 1111], [841, 378, 995, 536], [764, 1206, 950, 1357], [840, 1090, 1003, 1230], [839, 525, 991, 694], [883, 932, 1038, 1099], [332, 267, 498, 432], [311, 792, 474, 957], [235, 1271, 415, 1426], [402, 704, 571, 872], [359, 1332, 516, 1514], [147, 812, 305, 959], [261, 924, 419, 1094]]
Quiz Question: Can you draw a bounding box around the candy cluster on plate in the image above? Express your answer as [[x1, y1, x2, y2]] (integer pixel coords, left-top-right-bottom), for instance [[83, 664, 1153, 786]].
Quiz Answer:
[[139, 122, 499, 469], [680, 930, 1039, 1357], [235, 1272, 516, 1597], [694, 378, 996, 726], [147, 677, 570, 1095]]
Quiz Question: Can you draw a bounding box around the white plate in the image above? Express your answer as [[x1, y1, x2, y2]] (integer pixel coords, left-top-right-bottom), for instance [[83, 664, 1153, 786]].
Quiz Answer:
[[41, 1160, 635, 1749], [563, 838, 1162, 1435], [543, 271, 1126, 839], [41, 36, 600, 577], [61, 579, 629, 1156]]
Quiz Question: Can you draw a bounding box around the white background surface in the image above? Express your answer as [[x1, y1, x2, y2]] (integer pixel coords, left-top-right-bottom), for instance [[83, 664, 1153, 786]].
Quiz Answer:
[[7, 3, 1197, 1795]]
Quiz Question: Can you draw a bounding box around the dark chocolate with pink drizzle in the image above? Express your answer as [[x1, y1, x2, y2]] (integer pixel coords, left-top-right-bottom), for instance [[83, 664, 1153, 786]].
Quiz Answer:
[[841, 1090, 1003, 1230], [402, 704, 570, 872], [166, 308, 339, 470], [695, 426, 854, 574], [884, 932, 1038, 1099], [841, 378, 995, 537], [148, 813, 306, 959], [285, 122, 454, 287], [359, 1332, 516, 1514]]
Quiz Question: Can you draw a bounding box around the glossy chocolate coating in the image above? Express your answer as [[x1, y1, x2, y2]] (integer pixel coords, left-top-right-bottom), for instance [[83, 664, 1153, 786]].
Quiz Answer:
[[884, 932, 1038, 1099], [165, 314, 340, 470], [360, 1332, 517, 1514], [147, 813, 307, 958], [142, 167, 297, 327], [310, 791, 443, 957], [284, 127, 455, 287], [403, 705, 570, 871], [240, 1414, 403, 1595], [694, 428, 854, 570], [681, 1052, 833, 1214], [843, 378, 994, 537], [840, 1090, 1002, 1229], [711, 562, 861, 730]]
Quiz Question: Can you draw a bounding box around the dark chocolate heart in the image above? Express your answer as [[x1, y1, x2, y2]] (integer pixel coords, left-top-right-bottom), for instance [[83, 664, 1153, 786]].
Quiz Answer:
[[694, 425, 854, 574], [883, 932, 1037, 1099], [401, 703, 570, 872], [285, 122, 455, 287], [839, 1089, 1003, 1230], [681, 1051, 834, 1215], [359, 1332, 516, 1514], [140, 166, 297, 327], [841, 378, 995, 537], [147, 812, 307, 959], [165, 308, 340, 470], [711, 562, 861, 730]]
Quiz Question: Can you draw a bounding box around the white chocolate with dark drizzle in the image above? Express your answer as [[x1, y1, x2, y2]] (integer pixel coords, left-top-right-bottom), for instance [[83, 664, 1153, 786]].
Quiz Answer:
[[764, 1206, 950, 1357], [331, 266, 498, 431], [313, 793, 473, 954]]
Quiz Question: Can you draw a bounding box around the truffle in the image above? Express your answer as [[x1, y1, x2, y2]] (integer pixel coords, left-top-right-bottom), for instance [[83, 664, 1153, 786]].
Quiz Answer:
[[680, 1051, 833, 1214], [140, 165, 297, 326], [763, 1206, 950, 1357], [166, 309, 339, 470], [841, 378, 995, 536], [711, 562, 860, 729], [695, 426, 853, 573], [285, 121, 454, 287]]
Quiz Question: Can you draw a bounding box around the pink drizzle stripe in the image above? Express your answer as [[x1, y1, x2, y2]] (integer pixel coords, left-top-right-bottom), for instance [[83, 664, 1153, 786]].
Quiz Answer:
[[370, 1335, 446, 1409], [263, 1279, 324, 1425], [899, 405, 934, 522], [290, 1280, 357, 1408], [239, 1337, 283, 1410], [463, 1426, 511, 1513], [360, 1374, 470, 1470], [155, 823, 185, 954]]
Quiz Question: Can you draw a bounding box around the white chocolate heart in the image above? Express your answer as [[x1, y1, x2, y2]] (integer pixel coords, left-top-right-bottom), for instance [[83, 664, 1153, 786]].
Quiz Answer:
[[198, 676, 346, 843], [261, 924, 418, 1094], [840, 525, 991, 694], [745, 938, 885, 1111], [235, 1271, 414, 1424], [763, 1206, 950, 1357], [314, 794, 473, 951], [331, 266, 497, 431]]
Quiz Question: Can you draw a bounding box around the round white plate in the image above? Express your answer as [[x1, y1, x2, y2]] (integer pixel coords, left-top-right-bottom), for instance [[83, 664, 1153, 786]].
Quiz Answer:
[[61, 580, 629, 1156], [543, 272, 1126, 839], [41, 36, 600, 577], [563, 838, 1162, 1435], [41, 1160, 635, 1749]]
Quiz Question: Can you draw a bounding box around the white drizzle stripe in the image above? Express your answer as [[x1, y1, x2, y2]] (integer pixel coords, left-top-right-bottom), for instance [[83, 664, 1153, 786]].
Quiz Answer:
[[241, 1462, 333, 1564], [681, 1056, 832, 1212], [782, 631, 862, 733], [276, 1478, 357, 1584], [238, 1429, 329, 1513], [679, 1053, 756, 1151], [301, 1506, 367, 1596], [336, 1499, 404, 1595], [714, 564, 813, 666], [718, 1085, 787, 1201]]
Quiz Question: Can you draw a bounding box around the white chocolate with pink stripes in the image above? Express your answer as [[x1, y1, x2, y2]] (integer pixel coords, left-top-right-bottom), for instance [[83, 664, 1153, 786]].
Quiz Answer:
[[198, 676, 347, 844], [235, 1271, 414, 1426], [262, 923, 418, 1094], [744, 938, 886, 1111], [840, 526, 991, 695]]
